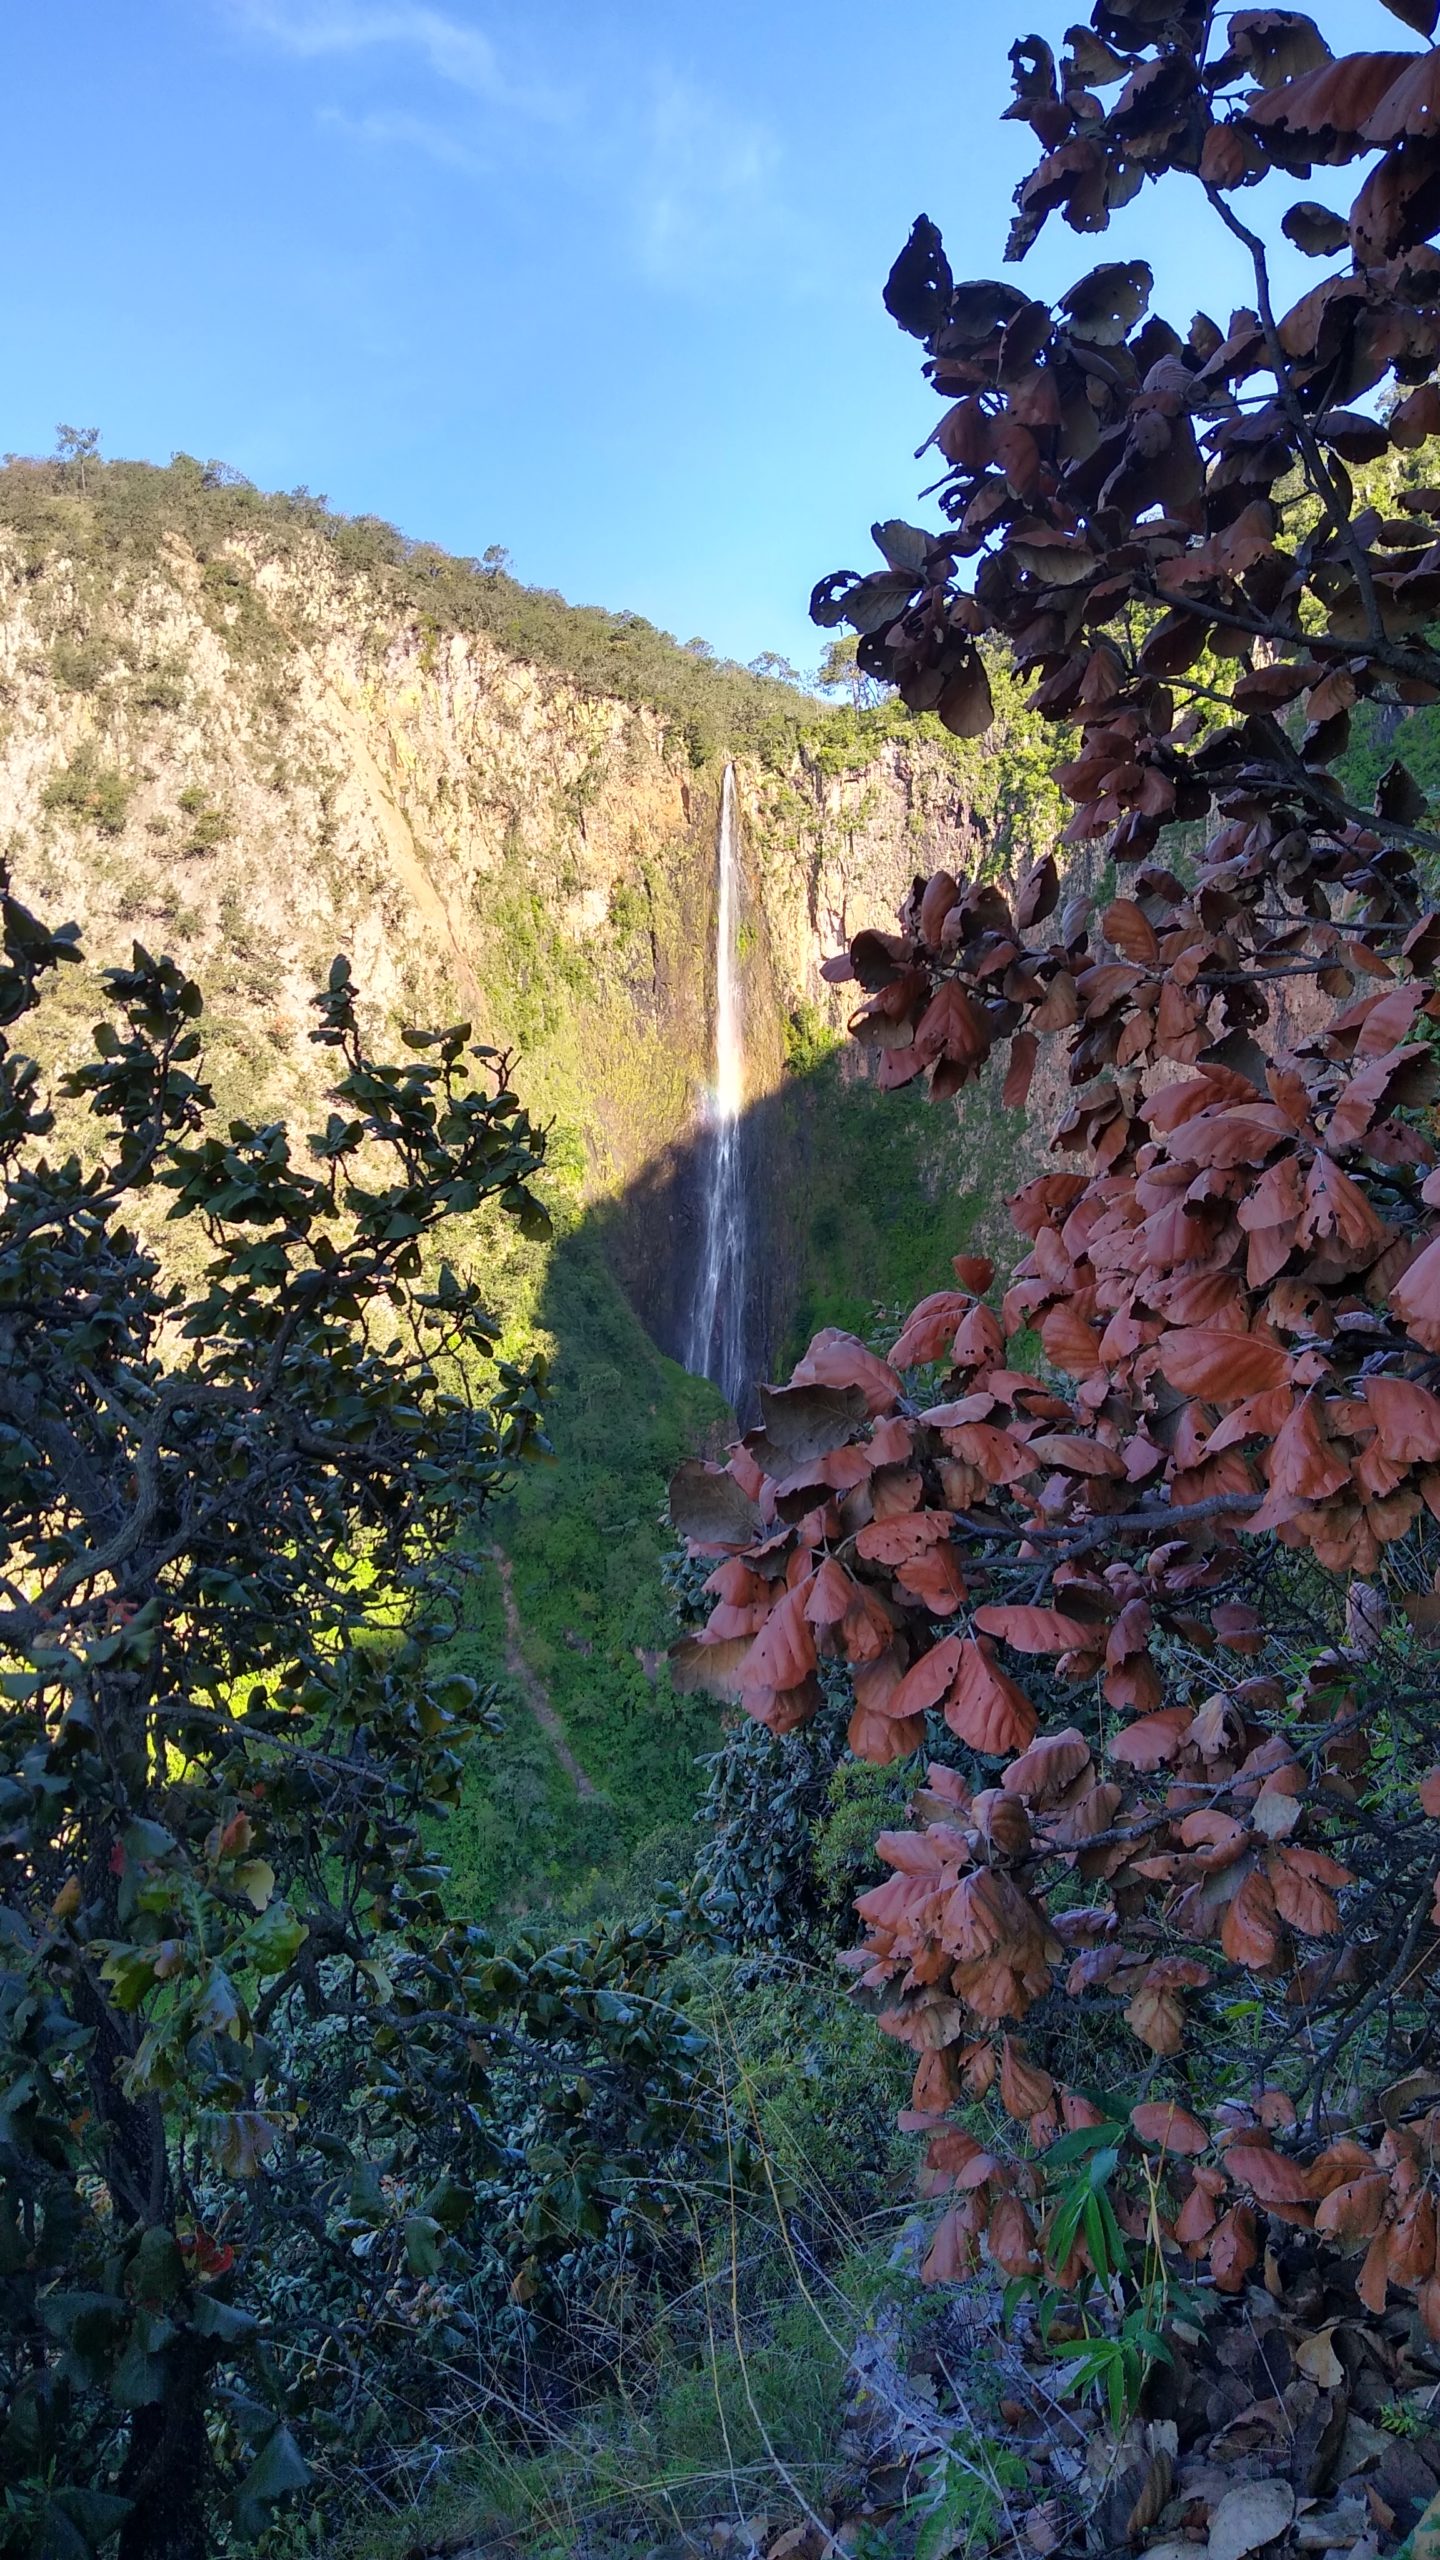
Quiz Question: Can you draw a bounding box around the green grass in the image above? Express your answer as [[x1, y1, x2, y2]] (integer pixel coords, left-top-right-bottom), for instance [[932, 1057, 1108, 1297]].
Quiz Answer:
[[781, 1036, 1027, 1356], [436, 1219, 727, 1924]]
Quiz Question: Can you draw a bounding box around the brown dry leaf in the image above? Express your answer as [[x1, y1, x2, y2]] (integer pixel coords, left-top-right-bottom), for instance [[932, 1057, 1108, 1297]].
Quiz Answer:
[[791, 1328, 903, 1417], [1363, 1374, 1440, 1462], [1221, 1867, 1283, 1967], [1006, 1732, 1093, 1812], [953, 1253, 994, 1292], [1393, 1234, 1440, 1353], [1209, 2203, 1260, 2292], [1131, 2098, 1210, 2155], [1225, 2142, 1314, 2206], [769, 2528, 834, 2560], [1386, 2188, 1437, 2284], [1003, 1031, 1038, 1110], [1268, 1844, 1349, 1936], [1126, 1980, 1186, 2056], [1039, 1301, 1105, 1376], [1294, 2324, 1345, 2388], [1268, 1392, 1351, 1503], [944, 1641, 1040, 1756], [897, 1542, 969, 1615], [986, 2193, 1039, 2276], [920, 2198, 985, 2285], [890, 1634, 963, 1721], [1158, 1329, 1290, 1399], [1206, 2477, 1295, 2560], [972, 1603, 1100, 1655], [1315, 2169, 1389, 2242], [1125, 2448, 1175, 2541], [1110, 1708, 1194, 1770], [999, 2034, 1055, 2120], [737, 1581, 819, 1694], [1104, 896, 1161, 967], [855, 1509, 955, 1566], [888, 1290, 975, 1367]]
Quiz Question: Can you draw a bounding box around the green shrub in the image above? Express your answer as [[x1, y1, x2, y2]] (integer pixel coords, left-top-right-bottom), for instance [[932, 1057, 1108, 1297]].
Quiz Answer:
[[49, 632, 112, 692], [39, 744, 134, 834], [175, 781, 233, 852], [134, 659, 185, 710], [339, 1964, 913, 2560]]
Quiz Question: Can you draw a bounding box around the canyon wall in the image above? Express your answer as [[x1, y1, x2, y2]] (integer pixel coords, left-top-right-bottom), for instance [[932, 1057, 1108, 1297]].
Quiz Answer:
[[0, 493, 1058, 1380]]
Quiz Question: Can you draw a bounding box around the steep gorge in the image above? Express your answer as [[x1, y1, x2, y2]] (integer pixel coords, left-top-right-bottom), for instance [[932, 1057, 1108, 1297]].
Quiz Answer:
[[0, 457, 1065, 1908]]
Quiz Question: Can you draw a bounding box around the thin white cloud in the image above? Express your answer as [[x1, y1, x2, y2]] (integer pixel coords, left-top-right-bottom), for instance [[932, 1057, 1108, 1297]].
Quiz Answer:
[[229, 3, 814, 298], [317, 103, 486, 172], [229, 1, 564, 115], [632, 74, 785, 284]]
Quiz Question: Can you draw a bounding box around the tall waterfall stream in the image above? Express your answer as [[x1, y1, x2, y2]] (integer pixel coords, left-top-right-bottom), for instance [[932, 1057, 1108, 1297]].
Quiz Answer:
[[687, 764, 749, 1411]]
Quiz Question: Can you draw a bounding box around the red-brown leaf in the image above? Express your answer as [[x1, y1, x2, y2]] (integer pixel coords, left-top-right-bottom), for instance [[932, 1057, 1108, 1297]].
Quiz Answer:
[[1005, 1728, 1092, 1804], [921, 2198, 986, 2284], [891, 1634, 964, 1721], [1316, 2171, 1388, 2242], [1000, 2035, 1055, 2120], [1039, 1303, 1105, 1376], [1363, 1374, 1440, 1462], [987, 2195, 1039, 2277], [1268, 1844, 1349, 1935], [1268, 1392, 1351, 1503], [1225, 2144, 1314, 2206], [1391, 1233, 1440, 1353], [1110, 1709, 1193, 1769], [1104, 897, 1160, 966], [889, 1291, 973, 1368], [944, 1642, 1040, 1757], [897, 1542, 970, 1615], [1003, 1032, 1038, 1111], [792, 1328, 903, 1416], [1131, 2100, 1210, 2156], [1159, 1329, 1290, 1399], [1209, 2204, 1259, 2292], [737, 1580, 818, 1693], [1221, 1867, 1283, 1968], [972, 1604, 1101, 1655]]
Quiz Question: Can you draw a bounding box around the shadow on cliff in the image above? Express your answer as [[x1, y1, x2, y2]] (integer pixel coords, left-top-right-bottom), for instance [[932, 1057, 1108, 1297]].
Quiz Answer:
[[586, 1082, 790, 1428], [566, 1035, 1021, 1425], [452, 1045, 1021, 1922]]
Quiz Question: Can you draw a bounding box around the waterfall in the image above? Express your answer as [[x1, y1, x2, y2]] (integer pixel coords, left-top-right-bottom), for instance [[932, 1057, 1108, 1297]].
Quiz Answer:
[[688, 764, 749, 1410]]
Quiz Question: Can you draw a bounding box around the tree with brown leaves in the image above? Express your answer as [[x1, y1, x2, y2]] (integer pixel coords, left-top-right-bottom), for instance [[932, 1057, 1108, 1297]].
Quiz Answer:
[[673, 0, 1440, 2349]]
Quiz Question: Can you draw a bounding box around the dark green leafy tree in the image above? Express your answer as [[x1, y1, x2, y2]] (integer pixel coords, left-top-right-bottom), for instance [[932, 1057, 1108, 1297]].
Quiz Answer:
[[0, 888, 720, 2556]]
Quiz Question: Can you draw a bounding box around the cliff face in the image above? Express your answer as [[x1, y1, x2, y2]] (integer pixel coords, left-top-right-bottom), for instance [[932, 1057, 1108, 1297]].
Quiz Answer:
[[0, 504, 1024, 1379], [0, 460, 1077, 1904]]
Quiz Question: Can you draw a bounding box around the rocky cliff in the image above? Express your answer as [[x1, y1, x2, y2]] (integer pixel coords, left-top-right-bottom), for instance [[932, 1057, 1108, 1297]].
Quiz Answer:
[[0, 459, 1065, 1388], [0, 453, 1074, 1908]]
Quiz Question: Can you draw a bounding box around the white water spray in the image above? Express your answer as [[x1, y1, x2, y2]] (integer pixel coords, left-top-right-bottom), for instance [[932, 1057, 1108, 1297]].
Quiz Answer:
[[688, 764, 748, 1410]]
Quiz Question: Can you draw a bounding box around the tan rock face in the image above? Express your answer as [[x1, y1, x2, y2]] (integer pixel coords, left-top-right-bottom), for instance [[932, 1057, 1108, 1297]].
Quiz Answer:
[[0, 524, 971, 1223]]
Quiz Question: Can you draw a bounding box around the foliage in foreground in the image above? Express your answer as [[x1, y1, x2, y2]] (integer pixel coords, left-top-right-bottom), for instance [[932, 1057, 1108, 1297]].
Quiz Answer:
[[673, 0, 1440, 2373], [339, 1956, 916, 2560], [0, 901, 735, 2557]]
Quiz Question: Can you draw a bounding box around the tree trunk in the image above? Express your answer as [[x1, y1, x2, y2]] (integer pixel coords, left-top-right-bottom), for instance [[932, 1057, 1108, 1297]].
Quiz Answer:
[[116, 2337, 214, 2560]]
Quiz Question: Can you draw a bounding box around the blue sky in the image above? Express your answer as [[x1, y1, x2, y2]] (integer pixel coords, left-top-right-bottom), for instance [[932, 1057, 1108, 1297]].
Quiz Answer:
[[1, 0, 1413, 677]]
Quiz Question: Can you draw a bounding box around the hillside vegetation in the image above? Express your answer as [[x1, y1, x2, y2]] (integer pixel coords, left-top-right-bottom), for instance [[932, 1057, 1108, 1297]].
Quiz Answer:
[[0, 451, 1075, 1935]]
